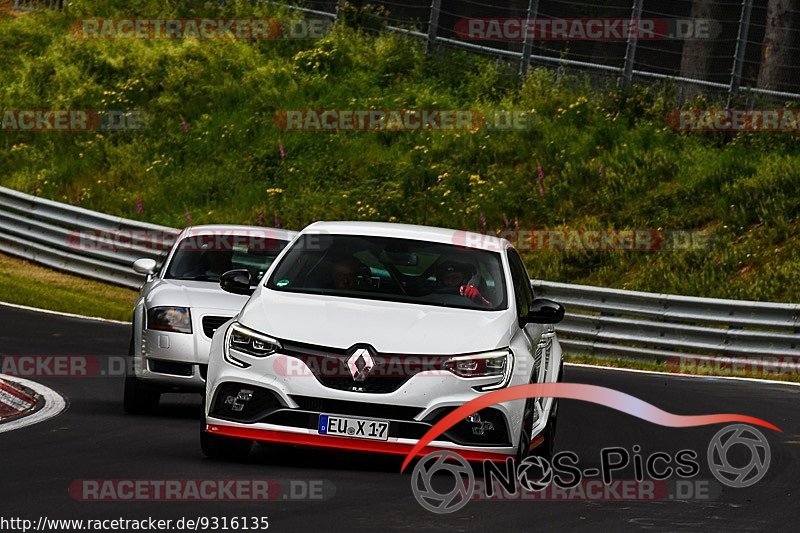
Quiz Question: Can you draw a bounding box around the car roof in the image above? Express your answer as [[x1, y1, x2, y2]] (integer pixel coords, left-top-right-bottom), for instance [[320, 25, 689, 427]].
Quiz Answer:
[[299, 221, 510, 251], [179, 224, 298, 242]]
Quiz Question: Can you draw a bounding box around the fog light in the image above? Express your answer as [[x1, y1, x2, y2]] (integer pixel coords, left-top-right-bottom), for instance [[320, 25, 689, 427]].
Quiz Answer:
[[466, 413, 495, 436], [224, 388, 254, 412]]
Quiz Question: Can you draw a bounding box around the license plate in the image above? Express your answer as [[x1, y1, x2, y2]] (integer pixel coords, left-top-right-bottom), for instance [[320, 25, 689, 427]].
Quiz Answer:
[[318, 414, 389, 441]]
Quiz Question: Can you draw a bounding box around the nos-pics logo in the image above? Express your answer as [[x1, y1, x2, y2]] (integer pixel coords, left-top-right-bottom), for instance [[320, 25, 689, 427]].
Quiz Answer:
[[411, 424, 771, 514]]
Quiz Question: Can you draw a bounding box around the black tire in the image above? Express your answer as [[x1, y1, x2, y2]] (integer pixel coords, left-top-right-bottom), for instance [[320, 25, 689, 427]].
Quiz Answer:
[[516, 365, 563, 462], [200, 416, 252, 462], [123, 333, 160, 415], [515, 396, 537, 462], [516, 401, 557, 462]]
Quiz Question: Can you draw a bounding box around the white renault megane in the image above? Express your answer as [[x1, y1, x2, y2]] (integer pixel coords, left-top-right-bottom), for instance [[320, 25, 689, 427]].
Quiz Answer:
[[201, 222, 564, 463]]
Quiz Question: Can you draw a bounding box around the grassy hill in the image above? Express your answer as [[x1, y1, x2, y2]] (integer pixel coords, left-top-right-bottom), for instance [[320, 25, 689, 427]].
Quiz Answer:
[[1, 0, 799, 302]]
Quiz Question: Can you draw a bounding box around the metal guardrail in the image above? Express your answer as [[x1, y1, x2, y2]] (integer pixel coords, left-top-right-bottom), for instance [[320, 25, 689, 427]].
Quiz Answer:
[[532, 280, 800, 362], [0, 187, 178, 289], [12, 0, 62, 11], [0, 186, 798, 362]]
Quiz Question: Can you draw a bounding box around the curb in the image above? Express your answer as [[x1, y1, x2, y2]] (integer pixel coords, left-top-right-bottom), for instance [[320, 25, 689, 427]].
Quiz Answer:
[[0, 375, 66, 434], [0, 377, 40, 422]]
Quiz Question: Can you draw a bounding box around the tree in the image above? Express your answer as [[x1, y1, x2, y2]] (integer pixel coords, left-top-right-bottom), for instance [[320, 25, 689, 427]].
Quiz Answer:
[[679, 0, 723, 97], [758, 0, 800, 91]]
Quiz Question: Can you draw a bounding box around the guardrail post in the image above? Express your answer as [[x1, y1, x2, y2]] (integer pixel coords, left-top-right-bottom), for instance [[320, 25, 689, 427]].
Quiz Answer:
[[727, 0, 754, 107], [426, 0, 442, 54], [621, 0, 644, 89], [518, 0, 540, 77]]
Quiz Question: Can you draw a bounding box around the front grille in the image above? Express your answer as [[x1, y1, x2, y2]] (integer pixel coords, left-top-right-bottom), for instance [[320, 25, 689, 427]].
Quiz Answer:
[[202, 316, 232, 339], [210, 382, 283, 423], [290, 395, 423, 420], [280, 339, 451, 394], [148, 359, 193, 376], [198, 364, 208, 381]]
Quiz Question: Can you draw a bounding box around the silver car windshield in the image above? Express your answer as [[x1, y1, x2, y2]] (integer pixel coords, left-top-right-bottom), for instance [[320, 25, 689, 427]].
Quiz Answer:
[[266, 234, 508, 311], [166, 235, 288, 283]]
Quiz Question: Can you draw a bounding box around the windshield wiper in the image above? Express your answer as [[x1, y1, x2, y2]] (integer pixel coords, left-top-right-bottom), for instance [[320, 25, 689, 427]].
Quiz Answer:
[[172, 275, 220, 282]]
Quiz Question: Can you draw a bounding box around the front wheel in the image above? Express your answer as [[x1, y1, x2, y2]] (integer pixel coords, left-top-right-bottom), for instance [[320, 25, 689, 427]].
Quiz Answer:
[[515, 366, 562, 462], [123, 334, 160, 415]]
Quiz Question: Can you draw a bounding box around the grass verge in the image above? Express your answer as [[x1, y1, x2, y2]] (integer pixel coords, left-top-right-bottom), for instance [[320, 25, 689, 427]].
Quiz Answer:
[[0, 252, 136, 321], [0, 1, 798, 302]]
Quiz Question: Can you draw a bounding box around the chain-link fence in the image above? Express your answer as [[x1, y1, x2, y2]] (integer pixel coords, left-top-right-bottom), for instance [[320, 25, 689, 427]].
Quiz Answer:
[[10, 0, 800, 101], [293, 0, 800, 102]]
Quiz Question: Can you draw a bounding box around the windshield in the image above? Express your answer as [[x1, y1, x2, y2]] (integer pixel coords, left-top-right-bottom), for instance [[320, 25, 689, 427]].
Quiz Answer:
[[165, 234, 289, 283], [266, 234, 507, 311]]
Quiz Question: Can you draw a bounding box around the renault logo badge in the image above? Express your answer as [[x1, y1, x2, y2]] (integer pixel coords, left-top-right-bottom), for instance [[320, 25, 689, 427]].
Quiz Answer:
[[347, 348, 375, 381]]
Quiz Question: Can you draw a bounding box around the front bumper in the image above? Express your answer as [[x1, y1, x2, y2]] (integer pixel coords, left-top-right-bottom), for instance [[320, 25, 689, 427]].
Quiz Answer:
[[133, 313, 233, 391], [205, 421, 514, 462], [204, 350, 527, 458]]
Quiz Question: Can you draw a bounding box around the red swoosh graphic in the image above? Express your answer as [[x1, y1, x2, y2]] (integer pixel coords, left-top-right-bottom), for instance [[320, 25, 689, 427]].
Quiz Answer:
[[400, 383, 781, 472]]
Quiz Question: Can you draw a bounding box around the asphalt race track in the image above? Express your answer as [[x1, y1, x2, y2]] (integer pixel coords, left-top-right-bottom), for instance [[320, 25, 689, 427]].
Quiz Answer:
[[1, 304, 798, 532]]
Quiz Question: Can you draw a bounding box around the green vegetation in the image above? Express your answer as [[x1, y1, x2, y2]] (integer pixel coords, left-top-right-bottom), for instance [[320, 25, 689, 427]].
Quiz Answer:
[[0, 253, 136, 321], [1, 1, 799, 302]]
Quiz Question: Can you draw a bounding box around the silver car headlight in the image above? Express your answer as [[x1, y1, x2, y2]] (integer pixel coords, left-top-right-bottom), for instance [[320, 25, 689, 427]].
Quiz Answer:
[[146, 306, 192, 334], [443, 348, 514, 391], [223, 322, 282, 368]]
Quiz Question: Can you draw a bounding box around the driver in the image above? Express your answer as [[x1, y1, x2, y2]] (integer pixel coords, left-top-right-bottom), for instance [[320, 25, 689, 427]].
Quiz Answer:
[[435, 260, 493, 308], [330, 255, 362, 291], [205, 250, 234, 277]]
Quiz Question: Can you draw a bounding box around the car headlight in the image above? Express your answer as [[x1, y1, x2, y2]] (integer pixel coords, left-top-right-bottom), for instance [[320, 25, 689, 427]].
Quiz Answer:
[[146, 306, 192, 334], [443, 348, 514, 391], [223, 322, 282, 368]]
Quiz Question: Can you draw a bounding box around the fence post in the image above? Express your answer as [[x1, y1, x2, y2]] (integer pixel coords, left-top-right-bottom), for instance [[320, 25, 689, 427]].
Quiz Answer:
[[426, 0, 442, 54], [335, 0, 346, 22], [728, 0, 754, 107], [519, 0, 540, 77], [621, 0, 644, 89]]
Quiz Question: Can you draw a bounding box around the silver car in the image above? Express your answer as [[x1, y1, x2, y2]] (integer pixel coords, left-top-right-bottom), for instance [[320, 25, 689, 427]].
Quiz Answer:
[[124, 224, 297, 414]]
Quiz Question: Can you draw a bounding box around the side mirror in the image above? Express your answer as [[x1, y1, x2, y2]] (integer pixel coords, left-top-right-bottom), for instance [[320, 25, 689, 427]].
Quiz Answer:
[[522, 298, 565, 325], [132, 258, 158, 276], [220, 269, 254, 296]]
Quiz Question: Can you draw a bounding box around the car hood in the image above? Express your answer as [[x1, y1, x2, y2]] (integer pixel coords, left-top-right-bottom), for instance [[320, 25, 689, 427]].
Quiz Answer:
[[144, 279, 249, 313], [238, 288, 515, 354]]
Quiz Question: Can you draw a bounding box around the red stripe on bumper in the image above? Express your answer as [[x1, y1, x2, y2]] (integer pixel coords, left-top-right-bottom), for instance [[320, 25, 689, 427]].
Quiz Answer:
[[206, 424, 511, 463]]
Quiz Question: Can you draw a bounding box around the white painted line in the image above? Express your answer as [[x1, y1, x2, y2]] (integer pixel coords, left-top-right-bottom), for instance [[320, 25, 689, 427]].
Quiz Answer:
[[0, 375, 66, 434], [565, 362, 800, 388], [0, 300, 130, 325]]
